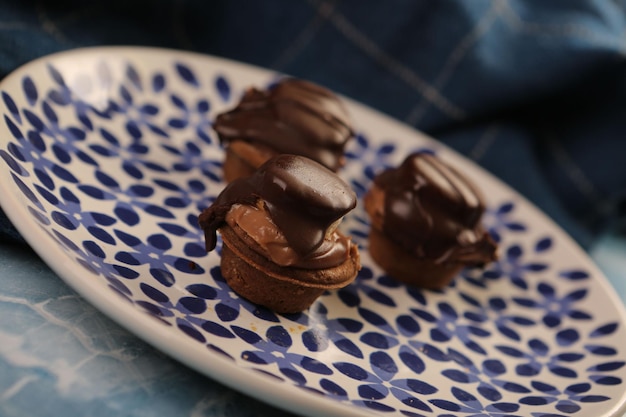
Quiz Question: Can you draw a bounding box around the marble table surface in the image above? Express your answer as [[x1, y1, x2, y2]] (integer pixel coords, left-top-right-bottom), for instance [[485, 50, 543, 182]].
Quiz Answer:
[[1, 232, 624, 417]]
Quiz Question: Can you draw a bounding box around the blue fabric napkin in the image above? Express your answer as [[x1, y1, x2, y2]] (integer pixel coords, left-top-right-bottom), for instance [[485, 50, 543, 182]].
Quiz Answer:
[[1, 0, 625, 249]]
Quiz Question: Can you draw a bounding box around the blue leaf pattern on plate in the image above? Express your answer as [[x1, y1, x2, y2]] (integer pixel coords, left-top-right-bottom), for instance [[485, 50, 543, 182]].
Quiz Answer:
[[0, 53, 624, 417]]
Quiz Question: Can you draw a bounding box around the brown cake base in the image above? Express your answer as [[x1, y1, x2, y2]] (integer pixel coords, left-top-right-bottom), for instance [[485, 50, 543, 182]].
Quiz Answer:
[[368, 228, 463, 290], [219, 226, 360, 314], [220, 244, 330, 313], [222, 141, 277, 182]]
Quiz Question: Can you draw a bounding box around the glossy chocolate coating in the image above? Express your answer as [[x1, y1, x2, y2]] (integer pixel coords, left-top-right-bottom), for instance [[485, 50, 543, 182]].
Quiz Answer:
[[213, 78, 354, 171], [198, 154, 356, 268], [373, 152, 495, 262]]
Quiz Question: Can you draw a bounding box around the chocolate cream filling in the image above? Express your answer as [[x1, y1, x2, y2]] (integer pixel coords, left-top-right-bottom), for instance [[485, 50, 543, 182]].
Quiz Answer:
[[225, 203, 352, 269], [199, 154, 357, 270]]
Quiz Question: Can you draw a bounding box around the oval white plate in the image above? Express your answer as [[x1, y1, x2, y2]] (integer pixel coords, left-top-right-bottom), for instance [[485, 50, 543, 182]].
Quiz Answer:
[[1, 47, 625, 417]]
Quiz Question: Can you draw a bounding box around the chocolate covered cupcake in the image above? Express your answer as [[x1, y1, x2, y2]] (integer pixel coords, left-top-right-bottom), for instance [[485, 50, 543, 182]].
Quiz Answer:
[[198, 154, 360, 313], [213, 78, 354, 182], [364, 152, 497, 289]]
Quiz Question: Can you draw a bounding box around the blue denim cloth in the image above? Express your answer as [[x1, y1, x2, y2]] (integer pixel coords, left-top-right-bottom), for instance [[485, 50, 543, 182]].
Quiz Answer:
[[1, 0, 626, 248]]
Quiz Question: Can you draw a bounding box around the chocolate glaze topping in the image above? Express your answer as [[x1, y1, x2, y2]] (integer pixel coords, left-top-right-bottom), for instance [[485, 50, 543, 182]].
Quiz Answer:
[[213, 78, 354, 171], [198, 155, 357, 268], [373, 152, 496, 263]]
